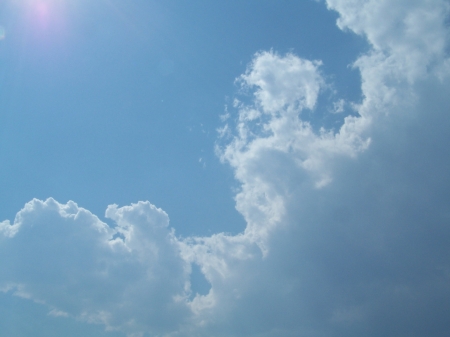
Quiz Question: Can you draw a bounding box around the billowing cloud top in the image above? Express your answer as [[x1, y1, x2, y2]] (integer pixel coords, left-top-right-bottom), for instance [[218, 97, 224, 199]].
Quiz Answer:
[[2, 0, 450, 336]]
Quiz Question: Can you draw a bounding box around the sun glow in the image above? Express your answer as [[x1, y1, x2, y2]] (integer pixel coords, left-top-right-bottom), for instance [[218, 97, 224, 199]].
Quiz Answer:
[[35, 2, 50, 17], [16, 0, 70, 38]]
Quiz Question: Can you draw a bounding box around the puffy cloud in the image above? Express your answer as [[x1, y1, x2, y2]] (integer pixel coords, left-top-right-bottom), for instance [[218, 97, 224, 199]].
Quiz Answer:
[[0, 198, 191, 336], [2, 0, 450, 336], [237, 52, 324, 113], [191, 0, 450, 335]]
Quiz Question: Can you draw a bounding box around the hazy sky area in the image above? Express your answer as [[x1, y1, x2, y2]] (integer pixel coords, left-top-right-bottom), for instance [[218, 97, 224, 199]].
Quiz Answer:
[[1, 0, 450, 336]]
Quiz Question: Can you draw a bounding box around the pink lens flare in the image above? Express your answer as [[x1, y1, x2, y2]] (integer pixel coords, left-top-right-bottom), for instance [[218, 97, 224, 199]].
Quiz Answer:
[[32, 1, 52, 30], [22, 0, 69, 40], [36, 2, 50, 18], [0, 26, 5, 40]]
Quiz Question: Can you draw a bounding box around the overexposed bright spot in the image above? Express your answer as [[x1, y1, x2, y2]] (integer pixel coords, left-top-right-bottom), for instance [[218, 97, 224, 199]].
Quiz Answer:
[[36, 2, 50, 17], [32, 1, 53, 29], [15, 0, 70, 40]]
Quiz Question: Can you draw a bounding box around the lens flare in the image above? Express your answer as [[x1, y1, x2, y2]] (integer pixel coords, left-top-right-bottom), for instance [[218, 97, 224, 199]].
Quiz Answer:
[[0, 26, 5, 40], [31, 1, 52, 30], [18, 0, 69, 40], [36, 2, 50, 18]]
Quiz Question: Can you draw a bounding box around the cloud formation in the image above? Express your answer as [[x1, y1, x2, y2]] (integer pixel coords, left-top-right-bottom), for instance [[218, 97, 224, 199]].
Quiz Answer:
[[2, 0, 450, 336], [1, 199, 190, 336]]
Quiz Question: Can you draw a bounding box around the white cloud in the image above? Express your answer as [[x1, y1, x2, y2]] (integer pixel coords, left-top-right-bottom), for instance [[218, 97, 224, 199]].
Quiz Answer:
[[0, 198, 191, 336], [217, 50, 370, 248], [0, 219, 20, 238], [331, 99, 346, 113], [2, 0, 450, 336], [188, 0, 450, 335], [48, 309, 69, 317], [237, 51, 324, 113]]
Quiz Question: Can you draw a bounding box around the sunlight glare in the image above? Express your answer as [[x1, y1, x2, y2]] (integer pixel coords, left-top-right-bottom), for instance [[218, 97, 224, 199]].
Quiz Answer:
[[18, 0, 69, 37]]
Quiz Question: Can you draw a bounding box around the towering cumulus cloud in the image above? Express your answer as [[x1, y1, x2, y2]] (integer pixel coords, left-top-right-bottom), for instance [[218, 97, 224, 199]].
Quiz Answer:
[[1, 0, 450, 336]]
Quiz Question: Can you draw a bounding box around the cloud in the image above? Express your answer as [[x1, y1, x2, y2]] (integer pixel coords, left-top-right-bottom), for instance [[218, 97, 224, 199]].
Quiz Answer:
[[2, 0, 450, 336], [331, 99, 345, 114], [0, 198, 191, 336]]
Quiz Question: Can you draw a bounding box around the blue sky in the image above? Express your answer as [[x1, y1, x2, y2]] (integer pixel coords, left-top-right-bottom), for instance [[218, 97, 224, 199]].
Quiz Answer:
[[0, 0, 364, 237], [1, 0, 450, 336]]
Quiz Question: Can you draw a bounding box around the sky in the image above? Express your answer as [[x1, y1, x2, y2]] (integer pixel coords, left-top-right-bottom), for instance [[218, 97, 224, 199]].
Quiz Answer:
[[0, 0, 450, 336]]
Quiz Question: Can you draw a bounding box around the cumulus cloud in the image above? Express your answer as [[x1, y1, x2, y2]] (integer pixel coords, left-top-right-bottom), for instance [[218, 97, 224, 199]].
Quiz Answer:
[[2, 0, 450, 336], [0, 198, 191, 336]]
